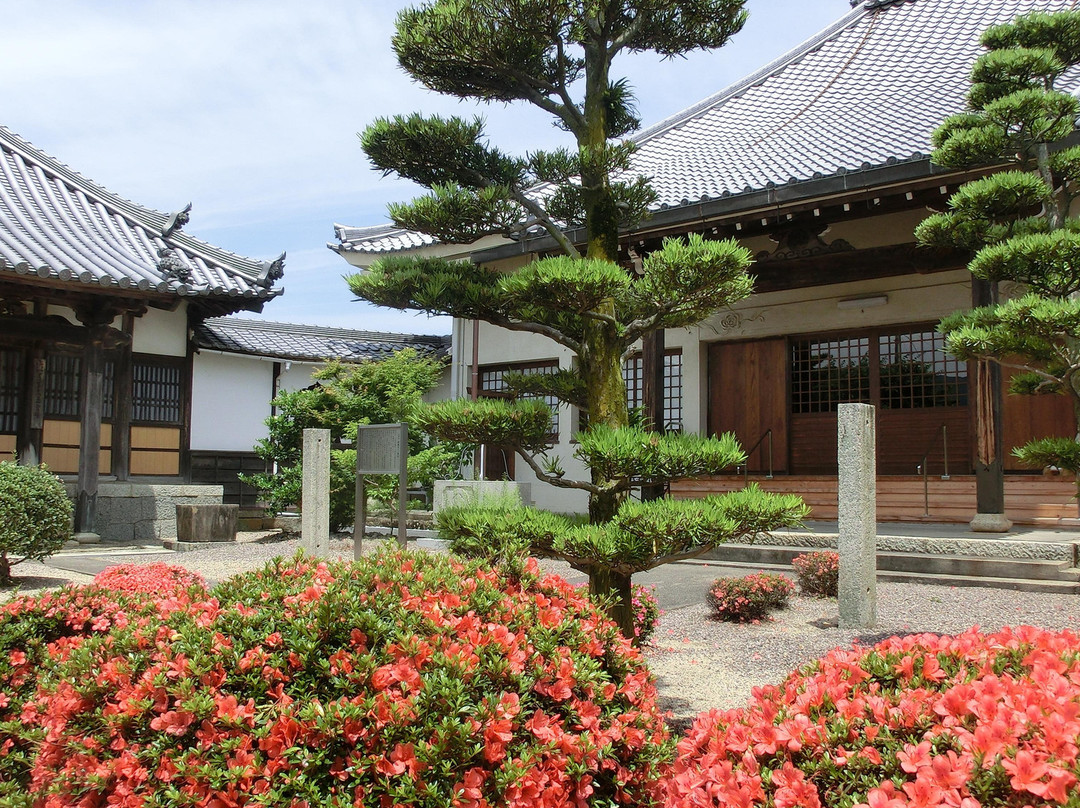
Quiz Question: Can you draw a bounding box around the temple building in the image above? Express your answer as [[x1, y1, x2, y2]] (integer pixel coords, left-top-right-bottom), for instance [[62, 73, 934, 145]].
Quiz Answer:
[[0, 125, 283, 539], [334, 0, 1080, 526]]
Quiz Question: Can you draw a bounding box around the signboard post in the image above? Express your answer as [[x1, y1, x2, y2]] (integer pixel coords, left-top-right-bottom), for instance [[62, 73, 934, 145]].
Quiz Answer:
[[354, 423, 409, 558]]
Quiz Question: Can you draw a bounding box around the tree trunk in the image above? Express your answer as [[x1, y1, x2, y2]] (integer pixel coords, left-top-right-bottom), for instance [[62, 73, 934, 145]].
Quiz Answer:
[[581, 317, 628, 524], [588, 564, 635, 642], [0, 553, 10, 585]]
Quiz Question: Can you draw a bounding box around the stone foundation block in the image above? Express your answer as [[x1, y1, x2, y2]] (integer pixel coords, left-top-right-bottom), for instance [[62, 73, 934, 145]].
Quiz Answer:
[[176, 504, 239, 543]]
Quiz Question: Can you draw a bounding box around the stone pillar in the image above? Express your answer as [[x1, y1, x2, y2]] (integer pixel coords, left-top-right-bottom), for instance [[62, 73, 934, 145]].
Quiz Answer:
[[837, 403, 877, 630], [301, 428, 330, 557]]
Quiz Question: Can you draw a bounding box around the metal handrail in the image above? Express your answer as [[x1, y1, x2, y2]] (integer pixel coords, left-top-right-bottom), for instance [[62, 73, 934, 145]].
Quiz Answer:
[[916, 424, 950, 516], [740, 428, 774, 483]]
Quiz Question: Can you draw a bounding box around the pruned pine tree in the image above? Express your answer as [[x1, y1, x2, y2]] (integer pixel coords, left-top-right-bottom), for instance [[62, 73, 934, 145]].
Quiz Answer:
[[347, 1, 808, 635], [915, 10, 1080, 488]]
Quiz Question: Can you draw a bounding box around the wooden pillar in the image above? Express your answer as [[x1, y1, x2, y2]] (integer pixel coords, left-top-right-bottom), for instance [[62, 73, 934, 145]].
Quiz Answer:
[[970, 279, 1010, 532], [111, 335, 132, 481], [641, 329, 665, 501], [16, 345, 44, 466], [75, 326, 105, 535]]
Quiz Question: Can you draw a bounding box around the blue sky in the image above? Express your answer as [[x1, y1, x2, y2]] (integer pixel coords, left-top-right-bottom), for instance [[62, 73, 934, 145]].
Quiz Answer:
[[0, 0, 850, 335]]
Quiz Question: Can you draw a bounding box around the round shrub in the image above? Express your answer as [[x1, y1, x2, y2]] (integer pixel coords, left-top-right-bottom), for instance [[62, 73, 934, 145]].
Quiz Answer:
[[656, 626, 1080, 808], [92, 562, 207, 598], [706, 572, 794, 622], [14, 550, 671, 807], [791, 550, 839, 597], [0, 462, 72, 583]]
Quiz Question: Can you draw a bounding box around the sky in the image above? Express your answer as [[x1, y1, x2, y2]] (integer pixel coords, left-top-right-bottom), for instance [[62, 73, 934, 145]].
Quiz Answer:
[[0, 0, 852, 335]]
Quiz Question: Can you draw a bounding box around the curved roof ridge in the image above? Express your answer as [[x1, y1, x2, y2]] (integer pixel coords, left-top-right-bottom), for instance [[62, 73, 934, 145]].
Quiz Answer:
[[0, 125, 270, 280], [631, 1, 875, 146]]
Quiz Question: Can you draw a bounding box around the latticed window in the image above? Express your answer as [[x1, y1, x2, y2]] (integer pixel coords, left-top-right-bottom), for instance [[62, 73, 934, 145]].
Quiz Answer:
[[0, 349, 21, 434], [623, 351, 683, 431], [132, 358, 183, 424], [878, 331, 967, 409], [791, 328, 966, 413], [43, 354, 82, 418], [42, 354, 116, 420], [478, 361, 559, 437]]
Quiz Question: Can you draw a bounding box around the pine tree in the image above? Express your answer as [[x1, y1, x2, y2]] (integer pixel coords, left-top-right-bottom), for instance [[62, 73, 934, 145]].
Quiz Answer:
[[347, 1, 807, 634], [915, 10, 1080, 487]]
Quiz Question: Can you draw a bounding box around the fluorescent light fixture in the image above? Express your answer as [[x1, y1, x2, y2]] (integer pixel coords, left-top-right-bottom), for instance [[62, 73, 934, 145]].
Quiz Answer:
[[837, 294, 888, 310]]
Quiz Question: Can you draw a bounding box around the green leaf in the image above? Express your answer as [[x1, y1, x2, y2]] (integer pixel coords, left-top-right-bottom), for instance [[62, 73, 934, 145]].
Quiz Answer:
[[627, 233, 754, 327], [418, 397, 554, 450], [499, 256, 631, 314]]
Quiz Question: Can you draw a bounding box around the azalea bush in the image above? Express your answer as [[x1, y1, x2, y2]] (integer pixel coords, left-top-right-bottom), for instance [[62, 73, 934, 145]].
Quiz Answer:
[[5, 550, 672, 807], [706, 572, 794, 622], [0, 585, 188, 806], [656, 626, 1080, 808], [631, 585, 661, 645], [791, 550, 839, 597], [92, 562, 207, 597]]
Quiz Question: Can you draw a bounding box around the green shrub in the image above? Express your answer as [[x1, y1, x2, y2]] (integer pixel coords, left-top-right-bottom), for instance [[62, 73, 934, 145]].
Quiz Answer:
[[706, 572, 794, 622], [437, 498, 574, 578], [245, 352, 468, 530], [9, 550, 672, 806], [0, 462, 72, 584], [791, 550, 839, 597]]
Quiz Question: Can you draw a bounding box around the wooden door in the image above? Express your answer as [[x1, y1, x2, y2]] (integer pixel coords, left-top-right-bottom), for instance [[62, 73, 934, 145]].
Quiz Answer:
[[708, 338, 789, 473], [1001, 365, 1077, 471]]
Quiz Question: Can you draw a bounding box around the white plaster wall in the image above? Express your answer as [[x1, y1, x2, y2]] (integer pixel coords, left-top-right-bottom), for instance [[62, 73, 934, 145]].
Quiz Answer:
[[425, 368, 453, 403], [132, 304, 188, 357], [276, 361, 320, 394], [190, 352, 274, 452]]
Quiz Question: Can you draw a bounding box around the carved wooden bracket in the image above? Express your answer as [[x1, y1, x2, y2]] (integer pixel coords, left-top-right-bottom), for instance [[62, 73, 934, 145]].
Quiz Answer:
[[756, 220, 855, 262]]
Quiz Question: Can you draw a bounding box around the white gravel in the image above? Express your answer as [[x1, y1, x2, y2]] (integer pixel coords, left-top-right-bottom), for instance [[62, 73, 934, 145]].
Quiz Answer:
[[645, 584, 1079, 726], [4, 534, 1078, 728]]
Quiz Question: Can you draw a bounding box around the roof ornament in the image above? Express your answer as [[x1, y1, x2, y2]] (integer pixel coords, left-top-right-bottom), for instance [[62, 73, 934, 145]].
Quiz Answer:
[[161, 202, 192, 238], [257, 252, 286, 288], [157, 247, 193, 283], [756, 220, 854, 263]]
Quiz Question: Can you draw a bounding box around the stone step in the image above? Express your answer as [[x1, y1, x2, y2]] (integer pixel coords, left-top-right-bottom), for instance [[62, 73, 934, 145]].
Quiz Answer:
[[875, 569, 1080, 595], [702, 543, 1079, 583]]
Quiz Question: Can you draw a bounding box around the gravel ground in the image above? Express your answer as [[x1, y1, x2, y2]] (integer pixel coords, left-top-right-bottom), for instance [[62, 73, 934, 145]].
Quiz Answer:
[[4, 534, 1078, 728]]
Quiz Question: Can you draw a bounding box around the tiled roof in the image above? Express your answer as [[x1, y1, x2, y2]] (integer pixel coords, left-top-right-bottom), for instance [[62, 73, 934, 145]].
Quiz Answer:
[[631, 0, 1079, 210], [194, 316, 450, 363], [0, 126, 284, 309], [333, 223, 437, 255], [335, 0, 1080, 255]]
